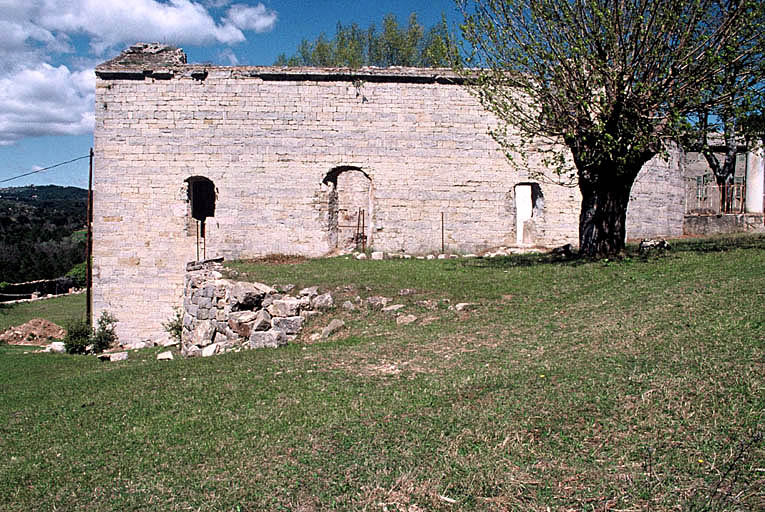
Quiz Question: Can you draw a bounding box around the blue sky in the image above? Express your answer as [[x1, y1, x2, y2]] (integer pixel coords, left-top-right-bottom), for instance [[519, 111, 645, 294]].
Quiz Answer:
[[0, 0, 461, 189]]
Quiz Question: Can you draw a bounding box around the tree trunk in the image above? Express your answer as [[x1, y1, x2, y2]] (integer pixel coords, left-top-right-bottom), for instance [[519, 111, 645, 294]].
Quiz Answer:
[[715, 171, 736, 213], [578, 172, 638, 258]]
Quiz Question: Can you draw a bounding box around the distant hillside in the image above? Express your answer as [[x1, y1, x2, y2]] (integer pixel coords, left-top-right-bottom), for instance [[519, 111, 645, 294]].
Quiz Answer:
[[0, 185, 87, 203], [0, 185, 87, 283]]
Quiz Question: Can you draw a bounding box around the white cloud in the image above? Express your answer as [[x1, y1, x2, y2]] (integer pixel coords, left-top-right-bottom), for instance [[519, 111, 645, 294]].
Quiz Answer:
[[37, 0, 249, 53], [219, 48, 240, 65], [0, 63, 95, 145], [225, 3, 277, 33], [0, 0, 278, 145]]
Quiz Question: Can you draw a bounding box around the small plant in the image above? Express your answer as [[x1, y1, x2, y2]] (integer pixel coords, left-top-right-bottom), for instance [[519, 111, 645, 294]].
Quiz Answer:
[[63, 317, 91, 354], [91, 311, 118, 353], [162, 308, 183, 343]]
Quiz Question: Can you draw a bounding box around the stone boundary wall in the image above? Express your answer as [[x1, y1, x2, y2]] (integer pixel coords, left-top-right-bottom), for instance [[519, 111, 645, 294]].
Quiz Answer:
[[181, 262, 334, 357], [0, 277, 78, 303], [683, 213, 765, 236]]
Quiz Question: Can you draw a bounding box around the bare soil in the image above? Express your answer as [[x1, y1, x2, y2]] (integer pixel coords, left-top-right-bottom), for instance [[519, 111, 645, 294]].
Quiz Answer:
[[0, 318, 66, 345]]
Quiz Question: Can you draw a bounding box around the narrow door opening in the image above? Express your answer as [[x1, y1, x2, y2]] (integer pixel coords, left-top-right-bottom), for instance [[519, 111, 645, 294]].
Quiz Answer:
[[185, 176, 216, 260]]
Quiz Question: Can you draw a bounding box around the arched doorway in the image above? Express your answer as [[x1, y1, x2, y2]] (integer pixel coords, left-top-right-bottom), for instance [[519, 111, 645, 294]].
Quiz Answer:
[[323, 166, 373, 251]]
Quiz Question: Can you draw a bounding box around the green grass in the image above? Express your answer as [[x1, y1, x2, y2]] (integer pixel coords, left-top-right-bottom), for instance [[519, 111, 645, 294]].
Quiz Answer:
[[1, 235, 763, 511], [0, 293, 85, 332]]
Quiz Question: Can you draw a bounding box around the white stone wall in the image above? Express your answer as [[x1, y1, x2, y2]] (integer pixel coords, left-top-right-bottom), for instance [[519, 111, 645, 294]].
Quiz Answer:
[[94, 65, 683, 341], [626, 150, 685, 240]]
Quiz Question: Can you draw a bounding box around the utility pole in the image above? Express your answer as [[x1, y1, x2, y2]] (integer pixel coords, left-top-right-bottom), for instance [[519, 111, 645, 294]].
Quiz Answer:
[[86, 148, 93, 327]]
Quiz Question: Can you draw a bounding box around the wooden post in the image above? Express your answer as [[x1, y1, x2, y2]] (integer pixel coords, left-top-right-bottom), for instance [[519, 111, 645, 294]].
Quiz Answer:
[[86, 148, 93, 327], [441, 212, 445, 254], [361, 209, 366, 252]]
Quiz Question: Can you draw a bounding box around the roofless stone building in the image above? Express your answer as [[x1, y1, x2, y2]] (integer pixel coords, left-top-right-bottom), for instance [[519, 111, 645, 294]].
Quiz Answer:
[[94, 43, 687, 341]]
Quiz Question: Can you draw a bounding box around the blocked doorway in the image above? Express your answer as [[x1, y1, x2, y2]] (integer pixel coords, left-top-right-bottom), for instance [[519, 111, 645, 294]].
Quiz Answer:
[[323, 166, 373, 251]]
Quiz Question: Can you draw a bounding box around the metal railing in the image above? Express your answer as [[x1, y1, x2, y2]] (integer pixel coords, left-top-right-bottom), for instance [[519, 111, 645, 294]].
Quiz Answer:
[[686, 182, 746, 214]]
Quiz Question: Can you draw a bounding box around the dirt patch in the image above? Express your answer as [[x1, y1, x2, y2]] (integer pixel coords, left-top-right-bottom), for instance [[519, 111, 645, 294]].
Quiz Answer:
[[0, 318, 66, 345], [240, 254, 308, 265]]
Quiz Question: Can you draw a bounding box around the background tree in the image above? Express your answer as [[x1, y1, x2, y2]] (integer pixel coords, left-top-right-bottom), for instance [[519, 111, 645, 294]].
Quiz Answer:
[[459, 0, 764, 257], [274, 13, 458, 68], [0, 185, 86, 283], [683, 47, 764, 213]]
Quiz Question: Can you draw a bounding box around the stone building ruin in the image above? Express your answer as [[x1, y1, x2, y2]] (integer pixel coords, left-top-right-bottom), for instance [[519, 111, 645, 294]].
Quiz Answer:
[[93, 43, 763, 341]]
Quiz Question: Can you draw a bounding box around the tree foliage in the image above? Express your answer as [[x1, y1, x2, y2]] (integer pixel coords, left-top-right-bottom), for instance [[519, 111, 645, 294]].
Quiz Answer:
[[0, 185, 87, 282], [459, 0, 764, 257], [274, 13, 458, 68]]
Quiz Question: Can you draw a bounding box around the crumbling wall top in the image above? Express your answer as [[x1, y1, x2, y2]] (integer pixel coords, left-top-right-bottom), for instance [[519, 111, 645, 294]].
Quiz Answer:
[[95, 42, 464, 84], [98, 42, 187, 68]]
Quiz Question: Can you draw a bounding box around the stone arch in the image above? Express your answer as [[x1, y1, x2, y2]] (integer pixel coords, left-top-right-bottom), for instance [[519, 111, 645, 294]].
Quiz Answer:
[[514, 182, 544, 245], [322, 166, 373, 250]]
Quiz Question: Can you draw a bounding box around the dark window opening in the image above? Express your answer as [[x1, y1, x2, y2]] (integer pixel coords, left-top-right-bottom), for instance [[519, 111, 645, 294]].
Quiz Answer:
[[187, 177, 216, 222]]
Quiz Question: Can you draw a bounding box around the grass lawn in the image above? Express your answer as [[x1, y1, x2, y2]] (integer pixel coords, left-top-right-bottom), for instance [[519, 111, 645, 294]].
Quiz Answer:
[[0, 236, 763, 511], [0, 293, 85, 332]]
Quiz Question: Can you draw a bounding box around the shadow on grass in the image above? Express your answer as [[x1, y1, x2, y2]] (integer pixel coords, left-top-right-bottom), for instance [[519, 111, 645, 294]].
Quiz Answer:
[[459, 233, 765, 270], [670, 233, 765, 253]]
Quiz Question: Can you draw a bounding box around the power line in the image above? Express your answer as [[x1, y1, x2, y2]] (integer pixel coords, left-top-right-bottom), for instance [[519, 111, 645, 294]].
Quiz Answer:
[[0, 154, 90, 185]]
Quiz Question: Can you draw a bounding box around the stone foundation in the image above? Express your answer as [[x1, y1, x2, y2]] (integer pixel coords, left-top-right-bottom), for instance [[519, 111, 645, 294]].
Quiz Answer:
[[181, 262, 333, 357]]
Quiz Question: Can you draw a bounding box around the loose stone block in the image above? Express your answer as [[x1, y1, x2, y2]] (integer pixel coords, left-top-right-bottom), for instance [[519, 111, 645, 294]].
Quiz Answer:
[[252, 309, 272, 331], [321, 319, 345, 338], [299, 286, 318, 297], [249, 329, 287, 349], [192, 320, 216, 347], [396, 314, 418, 326], [268, 298, 301, 317], [230, 281, 269, 311], [202, 343, 219, 357], [366, 296, 390, 310], [228, 310, 258, 337], [271, 316, 303, 334], [182, 344, 201, 358], [311, 293, 334, 310]]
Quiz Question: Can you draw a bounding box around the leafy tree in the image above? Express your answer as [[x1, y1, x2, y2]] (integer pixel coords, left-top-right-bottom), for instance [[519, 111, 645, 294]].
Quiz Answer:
[[274, 13, 458, 68], [459, 0, 764, 257]]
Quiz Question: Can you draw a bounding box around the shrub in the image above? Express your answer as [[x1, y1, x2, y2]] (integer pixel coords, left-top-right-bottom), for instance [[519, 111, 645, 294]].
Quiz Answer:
[[91, 312, 118, 353], [63, 312, 118, 354], [65, 261, 87, 288], [162, 308, 183, 343], [63, 317, 91, 354]]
